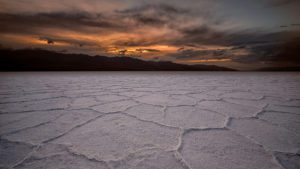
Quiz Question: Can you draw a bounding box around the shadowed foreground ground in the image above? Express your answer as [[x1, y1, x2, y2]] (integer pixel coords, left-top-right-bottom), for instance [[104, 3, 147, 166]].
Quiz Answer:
[[0, 72, 299, 169]]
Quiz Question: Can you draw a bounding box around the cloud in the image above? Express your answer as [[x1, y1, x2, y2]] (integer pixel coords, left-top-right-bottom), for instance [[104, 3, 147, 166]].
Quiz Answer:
[[1, 7, 298, 67], [264, 0, 298, 7], [113, 38, 161, 47], [167, 28, 300, 66], [136, 49, 160, 52], [173, 25, 225, 46], [117, 3, 188, 15], [118, 49, 127, 55], [243, 37, 300, 64], [47, 39, 54, 44], [167, 48, 230, 60], [0, 1, 300, 69], [38, 36, 99, 47], [170, 25, 279, 48], [0, 12, 123, 35], [221, 30, 300, 65], [0, 3, 193, 37], [116, 3, 192, 28], [1, 3, 277, 50]]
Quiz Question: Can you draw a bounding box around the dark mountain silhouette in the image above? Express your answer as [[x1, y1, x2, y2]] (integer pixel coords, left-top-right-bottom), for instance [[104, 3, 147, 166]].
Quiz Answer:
[[0, 49, 235, 71], [255, 67, 300, 71]]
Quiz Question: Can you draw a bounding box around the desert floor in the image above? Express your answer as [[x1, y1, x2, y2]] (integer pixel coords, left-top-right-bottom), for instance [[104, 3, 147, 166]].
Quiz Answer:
[[0, 72, 299, 169]]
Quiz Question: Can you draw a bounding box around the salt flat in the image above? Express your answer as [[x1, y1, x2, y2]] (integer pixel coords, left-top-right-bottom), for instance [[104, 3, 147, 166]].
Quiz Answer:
[[0, 72, 299, 169]]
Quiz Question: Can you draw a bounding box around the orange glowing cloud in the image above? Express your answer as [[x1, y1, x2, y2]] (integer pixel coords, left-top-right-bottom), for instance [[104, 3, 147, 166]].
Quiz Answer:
[[0, 34, 71, 47], [176, 59, 232, 63]]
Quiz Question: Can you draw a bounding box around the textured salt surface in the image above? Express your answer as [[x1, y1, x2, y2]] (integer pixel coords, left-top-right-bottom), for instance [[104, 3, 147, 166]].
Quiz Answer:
[[0, 72, 299, 169]]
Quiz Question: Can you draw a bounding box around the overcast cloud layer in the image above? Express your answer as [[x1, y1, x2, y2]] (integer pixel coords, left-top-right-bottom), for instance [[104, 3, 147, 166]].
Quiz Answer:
[[0, 0, 299, 70]]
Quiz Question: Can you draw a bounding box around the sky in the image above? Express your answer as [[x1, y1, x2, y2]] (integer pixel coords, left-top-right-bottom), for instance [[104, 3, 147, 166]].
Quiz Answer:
[[0, 0, 299, 70]]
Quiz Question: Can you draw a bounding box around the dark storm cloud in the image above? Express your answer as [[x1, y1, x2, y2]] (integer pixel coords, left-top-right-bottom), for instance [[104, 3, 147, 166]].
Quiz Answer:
[[0, 3, 191, 36], [116, 3, 190, 27], [117, 4, 188, 15], [112, 24, 227, 48], [168, 27, 300, 65], [168, 45, 230, 60], [173, 25, 225, 46], [225, 32, 272, 46], [269, 37, 300, 63], [0, 12, 121, 35], [233, 32, 299, 64], [0, 13, 123, 40], [216, 29, 300, 65], [235, 37, 300, 64], [135, 16, 166, 26], [171, 25, 279, 47], [0, 3, 196, 52]]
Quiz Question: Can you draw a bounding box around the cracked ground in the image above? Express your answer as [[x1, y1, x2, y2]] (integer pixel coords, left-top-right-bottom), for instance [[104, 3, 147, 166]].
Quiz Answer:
[[0, 72, 299, 169]]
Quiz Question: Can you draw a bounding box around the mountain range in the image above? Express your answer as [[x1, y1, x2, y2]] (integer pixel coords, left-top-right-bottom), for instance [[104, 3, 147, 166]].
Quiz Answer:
[[0, 49, 235, 71]]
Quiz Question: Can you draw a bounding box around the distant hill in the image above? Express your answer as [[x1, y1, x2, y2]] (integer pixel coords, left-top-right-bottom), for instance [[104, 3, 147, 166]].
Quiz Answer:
[[255, 67, 300, 71], [0, 49, 235, 71]]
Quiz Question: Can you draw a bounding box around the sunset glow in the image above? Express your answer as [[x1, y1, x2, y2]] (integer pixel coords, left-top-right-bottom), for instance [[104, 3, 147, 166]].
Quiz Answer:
[[176, 59, 232, 63]]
